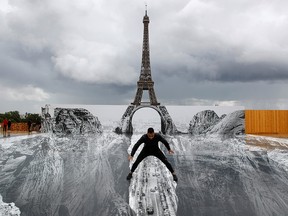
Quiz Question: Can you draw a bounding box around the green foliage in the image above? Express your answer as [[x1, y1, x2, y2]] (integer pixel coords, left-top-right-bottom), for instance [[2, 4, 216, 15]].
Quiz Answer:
[[0, 111, 41, 124], [25, 113, 41, 124], [0, 111, 21, 122]]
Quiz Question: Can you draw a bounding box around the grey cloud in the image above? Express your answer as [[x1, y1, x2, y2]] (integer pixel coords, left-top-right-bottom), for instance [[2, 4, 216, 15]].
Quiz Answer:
[[151, 44, 288, 83], [148, 0, 288, 83], [211, 62, 288, 82], [1, 0, 288, 113]]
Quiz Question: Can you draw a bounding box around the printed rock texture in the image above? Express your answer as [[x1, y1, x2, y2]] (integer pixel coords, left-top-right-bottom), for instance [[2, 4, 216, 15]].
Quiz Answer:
[[53, 108, 102, 136], [189, 110, 245, 135]]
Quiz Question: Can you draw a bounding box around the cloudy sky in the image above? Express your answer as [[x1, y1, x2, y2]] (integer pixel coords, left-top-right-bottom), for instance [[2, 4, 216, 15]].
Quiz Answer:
[[1, 0, 288, 114]]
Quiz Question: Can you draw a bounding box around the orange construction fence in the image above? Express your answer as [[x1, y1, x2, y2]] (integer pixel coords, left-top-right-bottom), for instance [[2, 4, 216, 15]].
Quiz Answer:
[[245, 110, 288, 134], [10, 123, 29, 131], [1, 123, 40, 132]]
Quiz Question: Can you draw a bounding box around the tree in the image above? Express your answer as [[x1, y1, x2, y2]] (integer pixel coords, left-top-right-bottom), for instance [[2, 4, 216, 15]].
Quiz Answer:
[[0, 111, 41, 124], [25, 113, 41, 124], [0, 111, 21, 123]]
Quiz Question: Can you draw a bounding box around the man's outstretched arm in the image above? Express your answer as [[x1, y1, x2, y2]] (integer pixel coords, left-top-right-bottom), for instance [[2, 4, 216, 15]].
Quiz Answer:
[[128, 135, 145, 160], [158, 134, 174, 154]]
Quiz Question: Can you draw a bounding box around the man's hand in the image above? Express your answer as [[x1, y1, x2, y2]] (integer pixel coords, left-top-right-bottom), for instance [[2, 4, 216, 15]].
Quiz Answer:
[[128, 155, 133, 161], [168, 150, 174, 155]]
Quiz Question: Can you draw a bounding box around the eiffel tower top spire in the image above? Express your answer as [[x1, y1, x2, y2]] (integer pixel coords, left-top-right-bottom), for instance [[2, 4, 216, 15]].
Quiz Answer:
[[140, 8, 151, 81]]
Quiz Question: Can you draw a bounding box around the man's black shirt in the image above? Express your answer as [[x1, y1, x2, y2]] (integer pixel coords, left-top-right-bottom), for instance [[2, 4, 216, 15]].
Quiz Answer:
[[130, 133, 171, 157]]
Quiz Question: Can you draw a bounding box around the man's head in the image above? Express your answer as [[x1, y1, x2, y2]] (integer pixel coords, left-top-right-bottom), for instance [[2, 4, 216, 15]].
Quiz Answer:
[[147, 127, 155, 140]]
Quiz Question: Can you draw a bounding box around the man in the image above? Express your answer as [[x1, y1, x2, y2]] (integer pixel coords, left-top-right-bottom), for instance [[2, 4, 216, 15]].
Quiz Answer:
[[27, 120, 32, 134], [7, 120, 12, 137], [126, 128, 178, 182], [2, 118, 8, 137]]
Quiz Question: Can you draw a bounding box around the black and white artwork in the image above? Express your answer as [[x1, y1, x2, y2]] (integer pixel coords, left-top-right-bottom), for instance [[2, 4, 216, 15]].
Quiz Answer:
[[1, 105, 288, 216]]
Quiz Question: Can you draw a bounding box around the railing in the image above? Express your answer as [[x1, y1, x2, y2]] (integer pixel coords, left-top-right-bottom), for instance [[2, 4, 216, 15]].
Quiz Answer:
[[140, 102, 151, 105]]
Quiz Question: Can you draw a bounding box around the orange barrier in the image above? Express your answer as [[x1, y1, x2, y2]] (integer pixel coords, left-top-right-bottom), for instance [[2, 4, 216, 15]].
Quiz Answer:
[[6, 123, 40, 132], [245, 110, 288, 134], [10, 123, 28, 131]]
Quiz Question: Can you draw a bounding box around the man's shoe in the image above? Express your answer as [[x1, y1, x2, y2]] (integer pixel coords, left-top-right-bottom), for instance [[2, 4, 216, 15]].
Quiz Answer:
[[173, 174, 178, 182], [126, 172, 133, 180]]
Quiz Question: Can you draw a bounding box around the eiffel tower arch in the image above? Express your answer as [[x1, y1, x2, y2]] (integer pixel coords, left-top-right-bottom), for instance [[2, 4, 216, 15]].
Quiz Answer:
[[116, 104, 177, 134], [115, 10, 177, 134]]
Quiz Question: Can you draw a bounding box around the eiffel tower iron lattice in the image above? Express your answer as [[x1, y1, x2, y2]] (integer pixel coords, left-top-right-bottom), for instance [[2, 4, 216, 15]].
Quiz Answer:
[[115, 10, 177, 134], [132, 10, 159, 106]]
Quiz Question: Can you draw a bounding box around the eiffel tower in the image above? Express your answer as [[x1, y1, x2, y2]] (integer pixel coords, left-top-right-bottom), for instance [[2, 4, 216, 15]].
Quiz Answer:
[[132, 9, 159, 106], [115, 9, 177, 134]]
